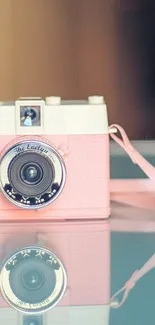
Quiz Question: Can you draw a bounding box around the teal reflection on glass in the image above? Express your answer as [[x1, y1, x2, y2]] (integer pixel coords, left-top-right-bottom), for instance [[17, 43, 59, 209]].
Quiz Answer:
[[111, 233, 155, 325], [110, 144, 155, 325]]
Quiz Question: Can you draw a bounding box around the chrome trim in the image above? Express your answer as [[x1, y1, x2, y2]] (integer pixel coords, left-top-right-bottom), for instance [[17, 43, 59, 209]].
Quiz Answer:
[[0, 140, 66, 209], [0, 246, 67, 314]]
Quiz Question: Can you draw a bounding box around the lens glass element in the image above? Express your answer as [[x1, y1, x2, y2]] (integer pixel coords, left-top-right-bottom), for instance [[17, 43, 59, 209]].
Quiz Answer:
[[22, 269, 45, 291], [20, 163, 43, 185], [10, 258, 56, 304]]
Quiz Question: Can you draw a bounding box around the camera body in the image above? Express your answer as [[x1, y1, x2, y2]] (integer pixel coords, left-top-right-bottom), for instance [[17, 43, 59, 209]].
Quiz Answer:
[[0, 96, 110, 220], [0, 220, 110, 324], [0, 96, 110, 323]]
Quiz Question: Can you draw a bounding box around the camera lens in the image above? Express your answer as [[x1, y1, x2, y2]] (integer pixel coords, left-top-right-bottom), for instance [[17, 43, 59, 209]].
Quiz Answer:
[[22, 269, 44, 291], [20, 163, 43, 185], [0, 140, 66, 209], [0, 246, 67, 314], [10, 258, 56, 304], [8, 152, 54, 197]]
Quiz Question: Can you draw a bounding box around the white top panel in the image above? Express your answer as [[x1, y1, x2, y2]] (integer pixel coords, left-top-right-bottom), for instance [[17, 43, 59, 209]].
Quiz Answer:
[[0, 100, 109, 135], [0, 305, 110, 325], [46, 305, 110, 325]]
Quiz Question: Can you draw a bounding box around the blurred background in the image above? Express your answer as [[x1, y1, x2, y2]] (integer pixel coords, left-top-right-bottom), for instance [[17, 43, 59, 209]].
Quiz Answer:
[[0, 0, 155, 139]]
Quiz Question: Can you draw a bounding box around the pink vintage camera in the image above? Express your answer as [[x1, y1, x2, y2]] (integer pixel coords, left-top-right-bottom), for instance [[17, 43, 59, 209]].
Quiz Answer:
[[0, 96, 110, 221], [0, 96, 110, 323], [0, 219, 110, 324]]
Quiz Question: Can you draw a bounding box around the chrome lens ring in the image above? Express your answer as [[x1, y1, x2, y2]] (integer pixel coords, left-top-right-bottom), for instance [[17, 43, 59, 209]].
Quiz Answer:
[[0, 140, 66, 209], [0, 246, 67, 314]]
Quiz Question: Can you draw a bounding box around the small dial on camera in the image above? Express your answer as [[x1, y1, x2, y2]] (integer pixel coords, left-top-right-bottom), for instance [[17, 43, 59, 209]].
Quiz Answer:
[[0, 246, 67, 314], [0, 141, 66, 209]]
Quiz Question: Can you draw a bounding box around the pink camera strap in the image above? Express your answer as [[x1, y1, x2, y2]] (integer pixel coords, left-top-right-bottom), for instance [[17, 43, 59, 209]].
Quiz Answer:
[[109, 124, 155, 180], [110, 254, 155, 308], [109, 124, 155, 308]]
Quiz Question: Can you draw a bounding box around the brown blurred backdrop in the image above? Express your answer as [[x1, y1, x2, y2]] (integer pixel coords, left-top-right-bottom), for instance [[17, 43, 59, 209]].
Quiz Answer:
[[0, 0, 154, 139]]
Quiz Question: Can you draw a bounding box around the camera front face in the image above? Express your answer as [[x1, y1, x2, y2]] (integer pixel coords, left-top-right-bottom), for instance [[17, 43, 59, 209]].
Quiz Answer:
[[0, 245, 67, 314], [0, 96, 110, 219], [0, 140, 66, 209]]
